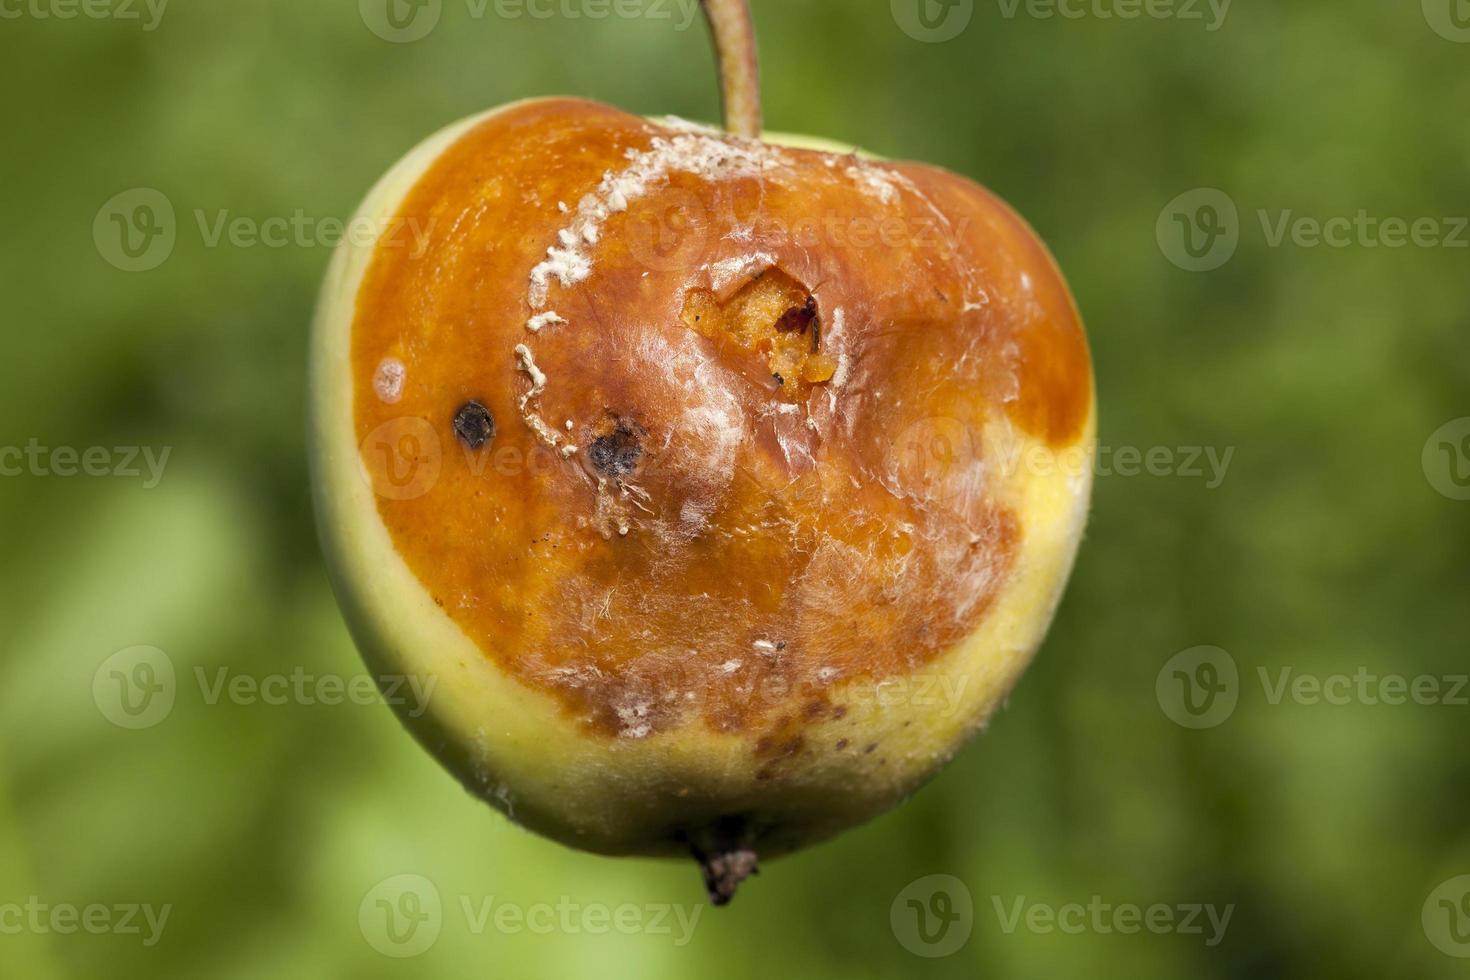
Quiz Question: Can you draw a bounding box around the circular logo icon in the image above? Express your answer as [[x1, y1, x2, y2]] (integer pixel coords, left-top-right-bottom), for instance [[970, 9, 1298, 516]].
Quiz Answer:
[[360, 0, 441, 43], [1423, 417, 1470, 500], [360, 417, 443, 501], [1423, 0, 1470, 42], [891, 0, 974, 42], [93, 646, 176, 729], [1156, 645, 1239, 729], [359, 874, 442, 958], [1423, 875, 1470, 957], [94, 188, 176, 272], [1156, 188, 1239, 272], [891, 874, 974, 958], [623, 185, 710, 274], [890, 417, 975, 506]]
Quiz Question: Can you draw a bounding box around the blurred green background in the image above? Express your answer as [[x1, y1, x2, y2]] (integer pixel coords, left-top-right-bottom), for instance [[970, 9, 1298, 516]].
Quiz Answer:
[[1, 0, 1468, 976]]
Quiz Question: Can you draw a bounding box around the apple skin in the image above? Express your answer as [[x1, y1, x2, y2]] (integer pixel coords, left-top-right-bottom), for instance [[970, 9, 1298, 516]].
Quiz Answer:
[[310, 98, 1094, 861]]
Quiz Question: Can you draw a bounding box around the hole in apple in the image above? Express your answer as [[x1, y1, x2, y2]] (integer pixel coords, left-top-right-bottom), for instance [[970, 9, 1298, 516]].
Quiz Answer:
[[680, 268, 836, 392]]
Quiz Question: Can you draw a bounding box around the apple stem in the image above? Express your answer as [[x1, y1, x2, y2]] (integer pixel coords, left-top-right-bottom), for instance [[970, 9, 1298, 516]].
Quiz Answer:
[[699, 0, 763, 139]]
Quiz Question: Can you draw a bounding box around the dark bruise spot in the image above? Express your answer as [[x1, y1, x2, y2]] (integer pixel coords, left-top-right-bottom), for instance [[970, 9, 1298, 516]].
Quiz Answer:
[[835, 738, 849, 750], [452, 400, 495, 449], [588, 417, 643, 476], [772, 373, 784, 386], [863, 743, 878, 754], [832, 705, 847, 720]]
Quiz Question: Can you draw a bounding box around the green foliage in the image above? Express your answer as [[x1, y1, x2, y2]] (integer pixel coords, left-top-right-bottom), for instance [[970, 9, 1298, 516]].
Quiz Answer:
[[0, 0, 1466, 976]]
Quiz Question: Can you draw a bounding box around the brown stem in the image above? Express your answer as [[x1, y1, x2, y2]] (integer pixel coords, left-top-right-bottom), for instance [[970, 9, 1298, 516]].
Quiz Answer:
[[699, 0, 763, 139], [688, 818, 759, 906]]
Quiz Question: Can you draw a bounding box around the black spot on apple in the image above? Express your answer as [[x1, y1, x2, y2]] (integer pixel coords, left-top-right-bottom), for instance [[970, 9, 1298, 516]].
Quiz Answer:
[[589, 418, 643, 476], [453, 401, 496, 449]]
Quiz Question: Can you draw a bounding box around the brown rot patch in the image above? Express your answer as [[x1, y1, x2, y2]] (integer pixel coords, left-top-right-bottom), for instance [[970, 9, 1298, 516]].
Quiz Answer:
[[452, 401, 496, 449]]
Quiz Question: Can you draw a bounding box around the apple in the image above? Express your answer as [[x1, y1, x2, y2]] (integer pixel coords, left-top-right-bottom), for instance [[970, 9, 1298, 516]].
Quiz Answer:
[[310, 0, 1093, 904]]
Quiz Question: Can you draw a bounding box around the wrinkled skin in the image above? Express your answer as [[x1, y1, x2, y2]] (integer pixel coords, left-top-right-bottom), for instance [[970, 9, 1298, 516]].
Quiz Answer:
[[313, 98, 1094, 867]]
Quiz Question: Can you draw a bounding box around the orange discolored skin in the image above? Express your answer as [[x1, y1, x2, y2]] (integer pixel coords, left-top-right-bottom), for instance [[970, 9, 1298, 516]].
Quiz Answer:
[[349, 99, 1090, 766]]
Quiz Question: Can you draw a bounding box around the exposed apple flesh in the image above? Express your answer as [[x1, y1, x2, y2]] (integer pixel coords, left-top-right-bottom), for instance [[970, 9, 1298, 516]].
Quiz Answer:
[[310, 97, 1093, 903]]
